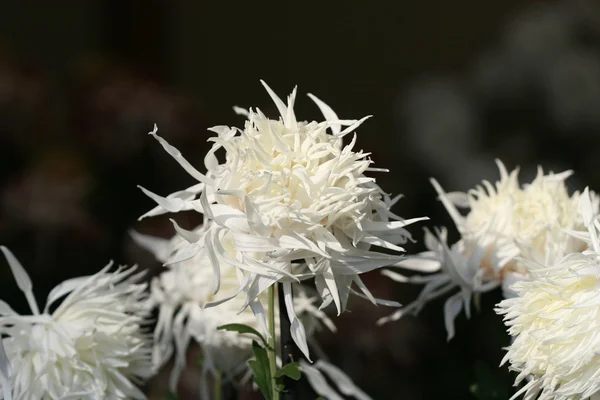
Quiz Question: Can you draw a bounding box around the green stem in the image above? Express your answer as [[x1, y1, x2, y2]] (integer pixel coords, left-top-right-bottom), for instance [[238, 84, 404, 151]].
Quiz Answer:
[[268, 285, 279, 400], [214, 369, 222, 400]]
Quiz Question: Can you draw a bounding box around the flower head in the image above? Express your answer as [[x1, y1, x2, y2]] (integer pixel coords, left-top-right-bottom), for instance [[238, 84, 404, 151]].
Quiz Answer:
[[138, 81, 424, 358], [0, 247, 153, 400], [496, 188, 600, 400], [133, 227, 336, 392], [380, 160, 597, 339], [436, 160, 592, 273]]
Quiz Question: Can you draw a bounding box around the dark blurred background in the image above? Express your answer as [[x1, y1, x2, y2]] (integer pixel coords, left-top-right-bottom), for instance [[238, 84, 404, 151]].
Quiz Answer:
[[1, 1, 599, 399]]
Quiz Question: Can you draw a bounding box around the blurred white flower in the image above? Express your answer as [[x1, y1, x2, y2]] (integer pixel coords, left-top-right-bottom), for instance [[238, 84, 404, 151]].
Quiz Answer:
[[0, 340, 9, 400], [0, 247, 153, 400], [496, 188, 600, 400], [379, 160, 596, 339], [443, 160, 593, 269], [300, 360, 371, 400], [133, 228, 336, 394], [138, 81, 423, 359]]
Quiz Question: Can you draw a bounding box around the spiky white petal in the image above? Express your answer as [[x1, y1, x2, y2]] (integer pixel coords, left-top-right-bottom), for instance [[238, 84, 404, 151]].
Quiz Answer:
[[0, 247, 152, 400], [300, 360, 372, 400], [139, 82, 425, 358], [377, 228, 499, 339]]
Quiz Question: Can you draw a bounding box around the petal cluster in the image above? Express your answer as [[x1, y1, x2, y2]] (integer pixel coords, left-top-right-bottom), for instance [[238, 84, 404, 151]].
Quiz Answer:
[[380, 160, 597, 339], [496, 189, 600, 400], [451, 160, 591, 271], [377, 228, 499, 339], [0, 247, 152, 400], [139, 81, 424, 357], [133, 227, 336, 392]]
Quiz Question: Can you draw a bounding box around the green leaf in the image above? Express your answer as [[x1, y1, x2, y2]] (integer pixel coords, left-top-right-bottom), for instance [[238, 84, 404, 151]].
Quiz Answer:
[[217, 323, 267, 347], [274, 362, 302, 381], [275, 383, 286, 393], [164, 391, 181, 400], [248, 340, 272, 400]]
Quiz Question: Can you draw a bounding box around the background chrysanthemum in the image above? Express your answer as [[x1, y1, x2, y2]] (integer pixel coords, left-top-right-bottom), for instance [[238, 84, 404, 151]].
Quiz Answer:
[[133, 228, 335, 383], [435, 160, 593, 275], [380, 160, 598, 339], [0, 247, 153, 400], [496, 188, 600, 400], [138, 81, 425, 358]]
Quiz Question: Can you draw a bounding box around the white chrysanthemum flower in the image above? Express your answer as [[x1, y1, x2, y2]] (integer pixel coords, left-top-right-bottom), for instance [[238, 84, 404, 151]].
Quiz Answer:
[[437, 160, 592, 273], [138, 81, 424, 358], [379, 160, 597, 339], [132, 228, 336, 393], [0, 247, 153, 400], [496, 188, 600, 400]]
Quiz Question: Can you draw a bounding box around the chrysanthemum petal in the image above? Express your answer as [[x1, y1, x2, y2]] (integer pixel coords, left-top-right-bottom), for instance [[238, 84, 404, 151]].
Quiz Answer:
[[283, 282, 311, 361], [313, 360, 373, 400], [148, 124, 209, 184], [1, 246, 39, 315], [307, 93, 341, 135], [129, 231, 173, 263], [443, 293, 463, 341]]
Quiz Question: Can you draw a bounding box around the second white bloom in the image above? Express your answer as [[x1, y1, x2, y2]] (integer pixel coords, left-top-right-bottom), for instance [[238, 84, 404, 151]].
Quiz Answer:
[[380, 160, 597, 340]]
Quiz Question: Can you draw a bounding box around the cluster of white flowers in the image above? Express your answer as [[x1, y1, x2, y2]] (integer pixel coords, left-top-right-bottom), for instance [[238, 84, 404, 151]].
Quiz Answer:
[[375, 155, 600, 399], [16, 79, 600, 399], [138, 81, 425, 360], [380, 160, 597, 341], [0, 247, 153, 400], [0, 81, 418, 399]]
